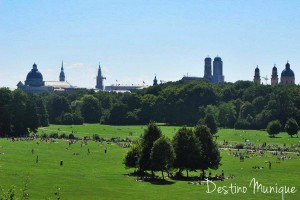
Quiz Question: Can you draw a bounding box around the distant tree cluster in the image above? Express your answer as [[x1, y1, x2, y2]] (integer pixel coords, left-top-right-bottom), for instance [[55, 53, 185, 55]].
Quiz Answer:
[[124, 122, 221, 179], [0, 88, 48, 137], [1, 79, 300, 136]]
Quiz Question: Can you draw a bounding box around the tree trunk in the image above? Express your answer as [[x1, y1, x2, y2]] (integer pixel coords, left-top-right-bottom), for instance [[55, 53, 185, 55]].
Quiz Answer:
[[151, 170, 154, 179], [161, 170, 164, 180], [186, 169, 189, 178]]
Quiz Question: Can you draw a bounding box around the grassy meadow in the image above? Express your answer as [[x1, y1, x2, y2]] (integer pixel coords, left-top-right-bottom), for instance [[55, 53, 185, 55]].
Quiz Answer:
[[0, 124, 299, 199]]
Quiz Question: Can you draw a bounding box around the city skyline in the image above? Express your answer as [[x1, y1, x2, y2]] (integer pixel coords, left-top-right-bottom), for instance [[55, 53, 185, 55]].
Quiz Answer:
[[1, 0, 300, 89]]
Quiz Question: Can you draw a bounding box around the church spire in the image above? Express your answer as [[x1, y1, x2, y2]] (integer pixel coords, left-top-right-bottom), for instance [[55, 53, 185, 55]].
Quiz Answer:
[[96, 62, 106, 90], [59, 60, 65, 82], [153, 74, 158, 86]]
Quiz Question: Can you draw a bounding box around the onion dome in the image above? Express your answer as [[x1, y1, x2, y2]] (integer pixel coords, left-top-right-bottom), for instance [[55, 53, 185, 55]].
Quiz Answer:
[[281, 62, 295, 77], [25, 63, 44, 87]]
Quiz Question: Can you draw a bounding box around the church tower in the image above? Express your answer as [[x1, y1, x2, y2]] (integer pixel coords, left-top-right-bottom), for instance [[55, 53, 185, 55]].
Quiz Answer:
[[59, 60, 65, 82], [254, 66, 261, 84], [271, 64, 278, 85], [96, 63, 106, 90], [153, 75, 158, 86], [204, 57, 212, 81], [212, 56, 224, 83]]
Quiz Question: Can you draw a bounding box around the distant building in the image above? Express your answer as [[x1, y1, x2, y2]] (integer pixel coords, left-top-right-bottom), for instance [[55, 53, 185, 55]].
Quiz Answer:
[[105, 84, 147, 92], [153, 75, 158, 86], [254, 66, 261, 84], [181, 56, 225, 83], [271, 65, 278, 85], [181, 76, 204, 82], [95, 63, 106, 90], [254, 62, 295, 85], [281, 62, 295, 85], [59, 60, 65, 82], [204, 57, 212, 81], [212, 56, 224, 83], [17, 63, 80, 94]]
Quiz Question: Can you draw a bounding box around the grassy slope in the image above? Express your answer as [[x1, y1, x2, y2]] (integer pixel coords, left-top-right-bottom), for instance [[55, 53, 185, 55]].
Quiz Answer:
[[0, 124, 299, 199]]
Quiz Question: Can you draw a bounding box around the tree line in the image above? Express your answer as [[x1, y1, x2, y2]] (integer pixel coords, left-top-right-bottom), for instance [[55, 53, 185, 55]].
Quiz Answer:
[[1, 79, 300, 136], [124, 122, 221, 179]]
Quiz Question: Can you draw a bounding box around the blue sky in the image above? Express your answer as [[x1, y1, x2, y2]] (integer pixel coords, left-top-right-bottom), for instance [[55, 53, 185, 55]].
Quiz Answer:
[[1, 0, 300, 88]]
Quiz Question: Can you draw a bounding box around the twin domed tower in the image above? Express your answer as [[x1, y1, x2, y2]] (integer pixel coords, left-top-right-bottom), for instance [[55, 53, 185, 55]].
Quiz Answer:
[[254, 62, 295, 85], [204, 56, 224, 83]]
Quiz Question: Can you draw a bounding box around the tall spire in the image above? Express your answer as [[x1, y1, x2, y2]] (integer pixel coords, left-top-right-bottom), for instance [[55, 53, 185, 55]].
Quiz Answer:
[[59, 60, 65, 82], [153, 74, 158, 86], [96, 62, 106, 90]]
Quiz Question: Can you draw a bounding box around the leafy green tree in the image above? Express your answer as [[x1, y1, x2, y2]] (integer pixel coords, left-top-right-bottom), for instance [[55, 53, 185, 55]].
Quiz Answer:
[[73, 111, 84, 125], [9, 90, 29, 136], [61, 113, 74, 125], [172, 127, 200, 177], [285, 118, 299, 137], [194, 125, 221, 179], [252, 96, 266, 114], [81, 95, 101, 123], [150, 136, 175, 180], [47, 94, 70, 123], [266, 120, 281, 137], [35, 97, 49, 127], [218, 102, 236, 128], [106, 103, 128, 125], [124, 142, 142, 169], [239, 102, 255, 119], [0, 88, 12, 136], [25, 95, 39, 133], [138, 121, 162, 176], [204, 114, 218, 135]]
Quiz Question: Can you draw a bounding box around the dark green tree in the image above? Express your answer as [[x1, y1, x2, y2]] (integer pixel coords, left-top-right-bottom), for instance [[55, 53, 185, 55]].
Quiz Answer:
[[204, 114, 218, 135], [285, 118, 299, 137], [172, 127, 200, 177], [124, 142, 142, 169], [266, 120, 281, 137], [47, 94, 70, 123], [81, 95, 101, 123], [138, 121, 162, 176], [218, 102, 236, 128], [150, 136, 175, 180], [10, 90, 30, 136], [0, 88, 12, 136], [35, 97, 49, 127], [25, 95, 39, 133], [194, 125, 221, 179]]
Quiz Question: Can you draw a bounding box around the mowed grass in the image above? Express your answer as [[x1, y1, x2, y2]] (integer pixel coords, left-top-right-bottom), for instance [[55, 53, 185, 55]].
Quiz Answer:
[[39, 124, 300, 147], [0, 124, 299, 200]]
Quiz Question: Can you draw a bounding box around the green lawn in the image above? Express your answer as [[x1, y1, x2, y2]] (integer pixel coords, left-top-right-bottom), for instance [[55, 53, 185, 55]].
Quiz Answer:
[[0, 124, 299, 199]]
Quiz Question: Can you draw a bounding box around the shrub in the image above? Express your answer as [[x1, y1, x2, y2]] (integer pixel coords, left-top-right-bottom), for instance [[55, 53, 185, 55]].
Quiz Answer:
[[235, 143, 244, 149], [49, 133, 59, 138], [69, 133, 75, 139], [93, 134, 100, 141]]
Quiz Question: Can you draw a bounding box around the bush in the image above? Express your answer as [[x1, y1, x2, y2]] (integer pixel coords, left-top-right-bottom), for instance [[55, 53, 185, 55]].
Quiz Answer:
[[93, 134, 100, 141], [49, 133, 59, 138], [234, 119, 251, 129], [41, 133, 48, 138], [69, 133, 75, 139], [235, 143, 244, 149], [61, 113, 74, 125], [59, 133, 67, 139]]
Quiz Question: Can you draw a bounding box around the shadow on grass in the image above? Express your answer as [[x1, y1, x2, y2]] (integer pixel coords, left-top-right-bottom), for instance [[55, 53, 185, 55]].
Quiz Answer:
[[148, 179, 175, 185]]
